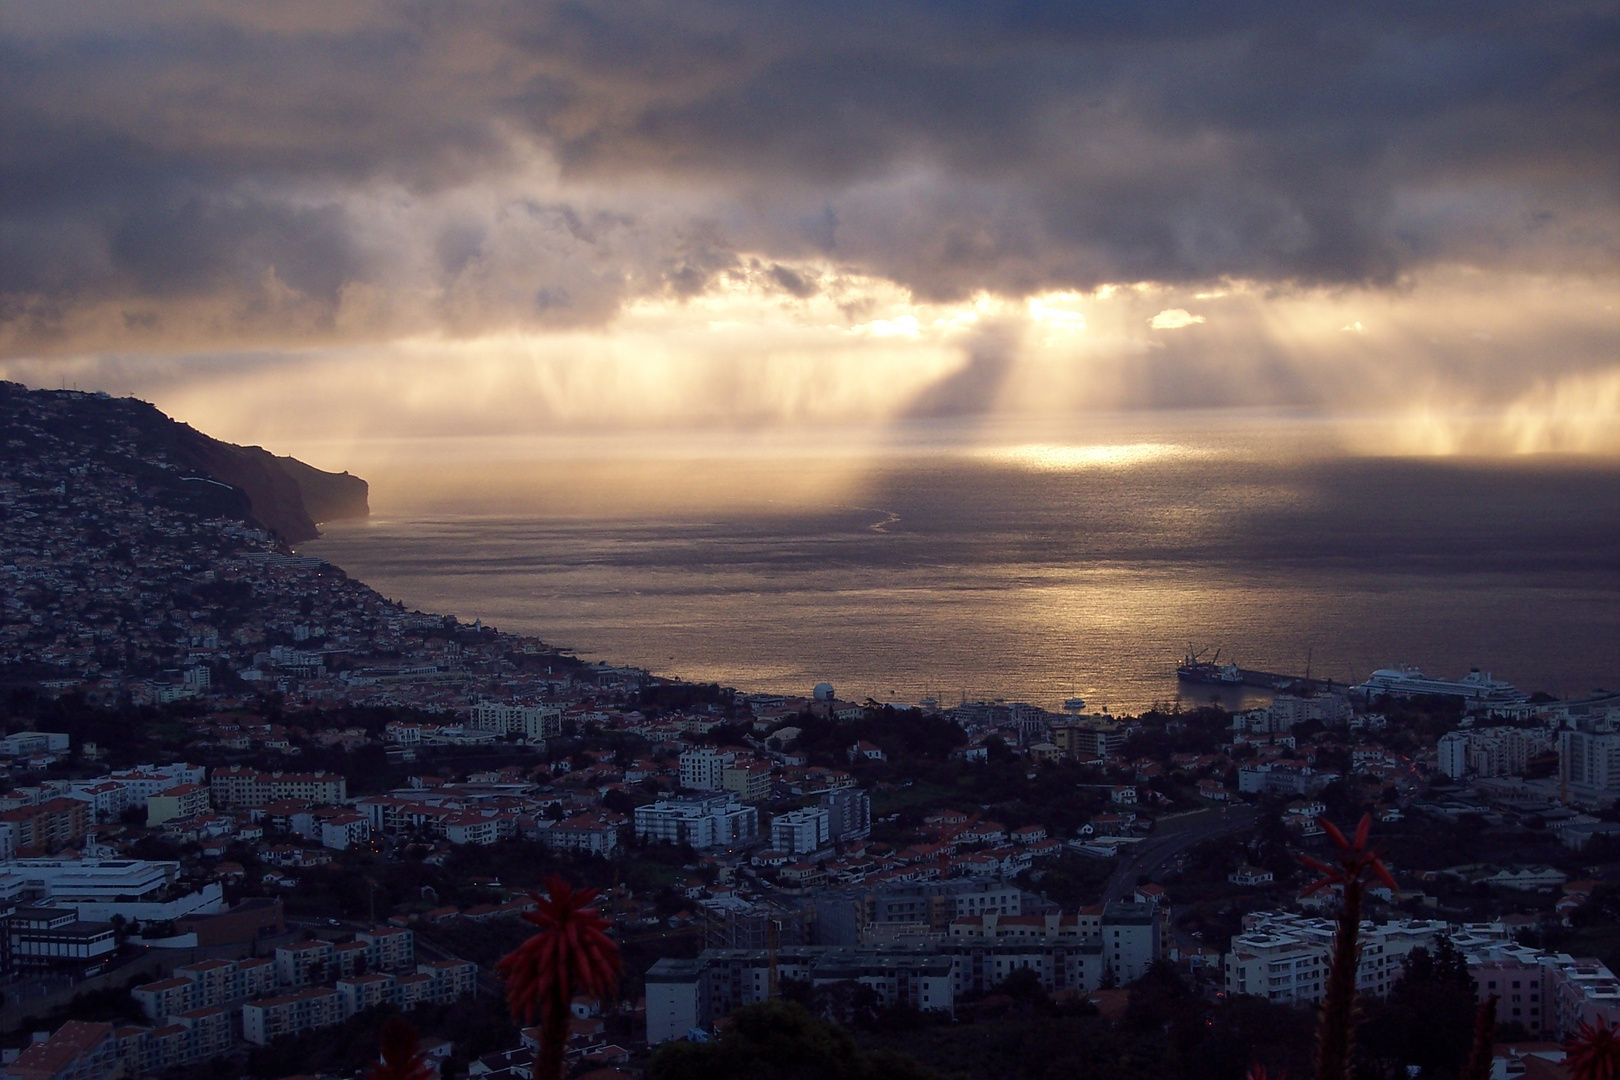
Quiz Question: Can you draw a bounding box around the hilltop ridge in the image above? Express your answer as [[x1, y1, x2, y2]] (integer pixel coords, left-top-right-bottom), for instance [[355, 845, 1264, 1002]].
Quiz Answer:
[[0, 382, 367, 543]]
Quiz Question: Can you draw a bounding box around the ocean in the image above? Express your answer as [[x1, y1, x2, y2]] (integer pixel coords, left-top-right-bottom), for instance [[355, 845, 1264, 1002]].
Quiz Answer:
[[298, 415, 1620, 713]]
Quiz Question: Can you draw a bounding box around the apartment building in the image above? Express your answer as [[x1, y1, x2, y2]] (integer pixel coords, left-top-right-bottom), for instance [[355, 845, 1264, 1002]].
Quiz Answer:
[[1463, 942, 1620, 1038], [869, 880, 1022, 930], [146, 784, 210, 827], [275, 939, 336, 987], [337, 973, 397, 1014], [633, 794, 759, 850], [358, 927, 415, 971], [0, 799, 89, 852], [1048, 718, 1128, 760], [1225, 912, 1457, 1006], [469, 702, 562, 742], [132, 956, 278, 1021], [678, 748, 733, 792], [1223, 928, 1326, 1003], [443, 815, 500, 846], [64, 782, 129, 823], [821, 789, 872, 842], [1, 1020, 121, 1080], [228, 952, 475, 1046], [103, 764, 206, 809], [539, 814, 619, 856], [208, 767, 347, 807], [771, 807, 830, 857], [646, 947, 956, 1044], [1093, 901, 1161, 984], [420, 959, 477, 1001], [0, 732, 69, 758], [721, 762, 773, 803], [1560, 723, 1620, 805], [118, 1008, 233, 1074], [1439, 726, 1550, 780], [1236, 764, 1329, 796], [241, 987, 345, 1045], [0, 1010, 235, 1080], [940, 911, 1117, 995]]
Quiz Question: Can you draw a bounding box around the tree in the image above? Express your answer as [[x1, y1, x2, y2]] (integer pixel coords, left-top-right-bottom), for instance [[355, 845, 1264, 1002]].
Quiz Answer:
[[1360, 940, 1480, 1077], [365, 1017, 433, 1080], [648, 1000, 941, 1080], [495, 876, 622, 1080]]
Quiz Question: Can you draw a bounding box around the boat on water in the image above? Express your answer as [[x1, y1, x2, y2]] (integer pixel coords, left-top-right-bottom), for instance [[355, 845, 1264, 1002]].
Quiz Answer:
[[1354, 665, 1527, 704], [1062, 697, 1087, 712], [1177, 649, 1243, 685]]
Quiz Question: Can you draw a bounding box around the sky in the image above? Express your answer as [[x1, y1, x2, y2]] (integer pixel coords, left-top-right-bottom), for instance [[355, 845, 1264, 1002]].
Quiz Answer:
[[0, 1, 1616, 457]]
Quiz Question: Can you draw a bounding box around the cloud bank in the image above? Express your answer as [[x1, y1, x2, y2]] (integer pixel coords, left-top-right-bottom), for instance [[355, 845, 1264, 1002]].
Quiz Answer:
[[0, 0, 1615, 440]]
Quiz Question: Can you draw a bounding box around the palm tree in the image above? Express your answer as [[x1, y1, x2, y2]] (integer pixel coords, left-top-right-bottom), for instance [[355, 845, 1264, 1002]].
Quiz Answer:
[[496, 875, 622, 1080], [1298, 813, 1398, 1080], [1564, 1020, 1620, 1080], [366, 1016, 433, 1080]]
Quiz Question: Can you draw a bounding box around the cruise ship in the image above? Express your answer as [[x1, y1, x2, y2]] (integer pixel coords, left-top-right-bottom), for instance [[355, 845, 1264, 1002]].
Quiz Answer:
[[1355, 666, 1527, 704]]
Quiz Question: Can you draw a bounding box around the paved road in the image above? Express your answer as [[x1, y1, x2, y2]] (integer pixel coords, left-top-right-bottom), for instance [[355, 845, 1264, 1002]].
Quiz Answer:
[[1102, 805, 1258, 902]]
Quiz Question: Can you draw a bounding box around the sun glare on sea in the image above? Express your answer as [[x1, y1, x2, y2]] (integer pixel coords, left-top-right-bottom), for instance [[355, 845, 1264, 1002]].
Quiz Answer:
[[974, 442, 1199, 471]]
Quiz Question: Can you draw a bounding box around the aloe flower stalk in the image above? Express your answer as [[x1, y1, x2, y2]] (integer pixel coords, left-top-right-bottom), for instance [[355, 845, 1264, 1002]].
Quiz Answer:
[[1298, 813, 1398, 1080], [1462, 995, 1498, 1080], [366, 1017, 433, 1080], [496, 875, 622, 1080], [1564, 1021, 1620, 1080]]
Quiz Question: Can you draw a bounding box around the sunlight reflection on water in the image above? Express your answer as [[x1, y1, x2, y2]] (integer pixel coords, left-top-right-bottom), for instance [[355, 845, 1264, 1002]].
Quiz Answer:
[[302, 415, 1620, 712]]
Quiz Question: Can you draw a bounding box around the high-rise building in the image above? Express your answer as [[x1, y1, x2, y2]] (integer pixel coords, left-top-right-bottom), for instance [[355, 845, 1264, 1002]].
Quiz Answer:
[[1560, 723, 1620, 804], [820, 789, 871, 841], [771, 807, 830, 856], [678, 748, 731, 791], [1437, 732, 1471, 779]]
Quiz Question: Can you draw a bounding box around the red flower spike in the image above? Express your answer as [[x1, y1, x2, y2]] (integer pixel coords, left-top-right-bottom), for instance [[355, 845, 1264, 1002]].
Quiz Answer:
[[496, 875, 622, 1080], [1564, 1020, 1620, 1080], [1297, 813, 1399, 898], [1245, 1065, 1283, 1080], [367, 1017, 433, 1080]]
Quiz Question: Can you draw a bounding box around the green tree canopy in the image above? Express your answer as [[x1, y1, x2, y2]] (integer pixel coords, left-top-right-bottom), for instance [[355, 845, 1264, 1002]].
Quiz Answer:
[[648, 1000, 942, 1080]]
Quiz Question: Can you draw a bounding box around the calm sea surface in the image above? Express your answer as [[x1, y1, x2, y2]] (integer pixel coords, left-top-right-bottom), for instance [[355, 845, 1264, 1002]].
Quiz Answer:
[[300, 419, 1620, 713]]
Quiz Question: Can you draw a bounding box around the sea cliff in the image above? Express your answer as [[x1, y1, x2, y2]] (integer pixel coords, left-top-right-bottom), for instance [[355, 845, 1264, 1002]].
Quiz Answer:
[[0, 382, 368, 544]]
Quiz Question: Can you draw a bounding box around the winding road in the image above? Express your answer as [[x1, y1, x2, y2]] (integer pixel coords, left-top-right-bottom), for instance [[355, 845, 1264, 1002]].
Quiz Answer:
[[1102, 805, 1257, 902]]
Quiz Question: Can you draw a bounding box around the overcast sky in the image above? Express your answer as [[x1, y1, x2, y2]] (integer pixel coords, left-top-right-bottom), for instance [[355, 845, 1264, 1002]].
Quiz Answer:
[[0, 1, 1615, 452]]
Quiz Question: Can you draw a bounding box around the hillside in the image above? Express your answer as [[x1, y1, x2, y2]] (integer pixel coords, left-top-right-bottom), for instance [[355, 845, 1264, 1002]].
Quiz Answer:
[[0, 382, 367, 543]]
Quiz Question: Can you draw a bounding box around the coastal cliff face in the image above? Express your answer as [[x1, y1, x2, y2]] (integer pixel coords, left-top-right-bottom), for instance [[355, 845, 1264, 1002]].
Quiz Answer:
[[273, 454, 370, 527], [0, 381, 368, 544], [156, 421, 370, 543]]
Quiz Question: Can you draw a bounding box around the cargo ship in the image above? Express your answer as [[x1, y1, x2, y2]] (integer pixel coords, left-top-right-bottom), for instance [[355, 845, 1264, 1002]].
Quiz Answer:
[[1177, 648, 1243, 685]]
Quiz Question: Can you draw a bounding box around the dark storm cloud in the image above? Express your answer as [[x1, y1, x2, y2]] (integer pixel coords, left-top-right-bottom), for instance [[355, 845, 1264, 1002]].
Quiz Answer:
[[0, 0, 1614, 351]]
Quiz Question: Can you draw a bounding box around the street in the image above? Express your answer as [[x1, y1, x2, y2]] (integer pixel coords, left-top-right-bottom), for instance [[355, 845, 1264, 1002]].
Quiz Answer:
[[1102, 805, 1257, 902]]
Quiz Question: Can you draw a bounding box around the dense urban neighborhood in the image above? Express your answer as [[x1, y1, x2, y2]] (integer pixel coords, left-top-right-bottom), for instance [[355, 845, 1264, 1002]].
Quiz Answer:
[[0, 384, 1616, 1080]]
